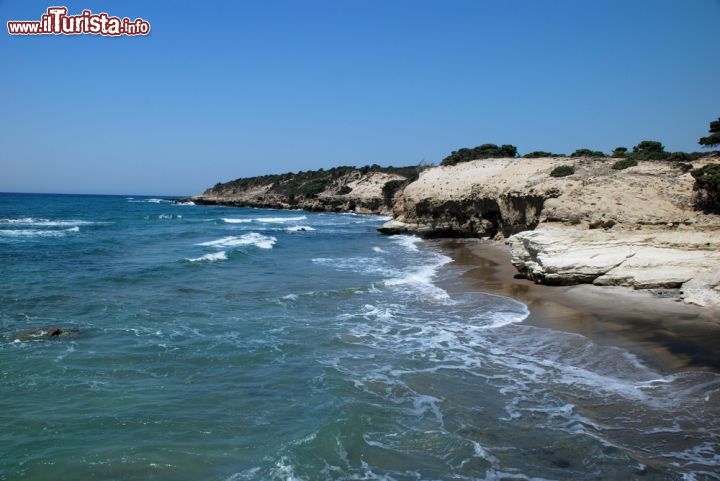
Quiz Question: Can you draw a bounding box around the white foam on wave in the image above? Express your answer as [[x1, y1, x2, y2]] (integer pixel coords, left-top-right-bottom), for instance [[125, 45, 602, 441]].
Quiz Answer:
[[256, 216, 307, 223], [176, 201, 196, 206], [197, 233, 276, 249], [390, 234, 422, 252], [0, 217, 96, 227], [0, 226, 80, 237], [285, 225, 315, 232], [384, 252, 453, 301], [128, 198, 171, 203], [222, 218, 253, 224], [186, 251, 227, 262], [312, 256, 395, 277], [373, 246, 387, 253]]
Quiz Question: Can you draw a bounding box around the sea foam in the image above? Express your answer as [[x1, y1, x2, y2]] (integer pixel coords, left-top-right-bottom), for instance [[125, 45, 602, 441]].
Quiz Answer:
[[285, 225, 315, 232], [197, 233, 276, 249], [0, 217, 95, 227], [0, 226, 80, 237], [255, 216, 307, 223], [222, 218, 253, 224], [187, 251, 228, 262]]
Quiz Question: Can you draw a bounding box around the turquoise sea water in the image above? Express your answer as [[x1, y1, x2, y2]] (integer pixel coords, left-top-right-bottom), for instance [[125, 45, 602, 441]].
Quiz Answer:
[[1, 193, 719, 481]]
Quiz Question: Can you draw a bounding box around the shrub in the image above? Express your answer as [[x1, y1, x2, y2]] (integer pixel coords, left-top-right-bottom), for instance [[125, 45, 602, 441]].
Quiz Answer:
[[299, 178, 329, 197], [571, 148, 606, 157], [612, 147, 628, 158], [630, 140, 667, 160], [523, 151, 565, 158], [665, 152, 692, 163], [612, 158, 638, 170], [678, 162, 694, 173], [441, 144, 518, 166], [699, 117, 720, 148], [337, 185, 352, 195], [550, 165, 575, 177], [691, 163, 720, 211]]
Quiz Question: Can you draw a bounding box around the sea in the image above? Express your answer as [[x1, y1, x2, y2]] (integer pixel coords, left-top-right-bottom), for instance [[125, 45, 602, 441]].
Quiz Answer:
[[1, 192, 718, 481]]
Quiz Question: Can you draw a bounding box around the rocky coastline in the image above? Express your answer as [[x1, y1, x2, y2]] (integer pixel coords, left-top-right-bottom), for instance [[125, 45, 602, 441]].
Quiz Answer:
[[189, 156, 720, 308]]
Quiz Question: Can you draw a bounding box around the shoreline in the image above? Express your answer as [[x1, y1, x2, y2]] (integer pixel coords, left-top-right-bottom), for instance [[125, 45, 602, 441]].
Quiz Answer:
[[434, 238, 720, 373]]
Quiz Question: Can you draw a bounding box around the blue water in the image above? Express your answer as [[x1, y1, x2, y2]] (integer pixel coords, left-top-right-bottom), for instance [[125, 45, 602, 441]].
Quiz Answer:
[[1, 193, 719, 481]]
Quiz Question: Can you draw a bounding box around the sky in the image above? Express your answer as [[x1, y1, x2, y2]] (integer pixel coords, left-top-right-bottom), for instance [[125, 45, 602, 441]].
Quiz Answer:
[[1, 0, 718, 196]]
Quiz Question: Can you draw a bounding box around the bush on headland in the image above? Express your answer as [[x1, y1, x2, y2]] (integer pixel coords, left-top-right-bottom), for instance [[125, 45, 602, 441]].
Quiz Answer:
[[612, 158, 638, 170], [523, 151, 566, 158], [571, 148, 606, 158], [550, 165, 575, 177], [440, 144, 518, 166], [691, 163, 720, 212], [630, 141, 667, 160], [612, 147, 628, 158]]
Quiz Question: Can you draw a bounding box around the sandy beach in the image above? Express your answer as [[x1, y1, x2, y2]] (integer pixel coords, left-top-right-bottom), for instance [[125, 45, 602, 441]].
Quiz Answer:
[[437, 238, 720, 373]]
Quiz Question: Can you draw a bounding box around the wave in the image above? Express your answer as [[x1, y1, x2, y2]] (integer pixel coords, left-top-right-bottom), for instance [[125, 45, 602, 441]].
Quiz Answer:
[[285, 225, 315, 232], [128, 198, 171, 203], [255, 216, 307, 223], [197, 233, 276, 249], [175, 201, 196, 206], [0, 226, 80, 237], [384, 252, 453, 301], [389, 234, 422, 252], [186, 251, 227, 262], [0, 217, 96, 227], [222, 218, 253, 224]]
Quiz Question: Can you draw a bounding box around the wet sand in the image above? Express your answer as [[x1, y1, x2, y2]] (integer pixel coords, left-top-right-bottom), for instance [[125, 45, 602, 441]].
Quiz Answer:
[[435, 238, 720, 373]]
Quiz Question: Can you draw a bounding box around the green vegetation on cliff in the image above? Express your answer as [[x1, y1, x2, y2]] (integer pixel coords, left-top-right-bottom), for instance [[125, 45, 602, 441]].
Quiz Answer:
[[208, 164, 422, 200], [699, 118, 720, 148], [550, 165, 575, 177], [692, 163, 720, 212], [441, 144, 518, 166]]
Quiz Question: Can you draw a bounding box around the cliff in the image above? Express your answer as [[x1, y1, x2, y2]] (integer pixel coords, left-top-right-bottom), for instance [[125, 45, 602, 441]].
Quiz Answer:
[[190, 166, 418, 215], [379, 156, 720, 307], [190, 156, 720, 307]]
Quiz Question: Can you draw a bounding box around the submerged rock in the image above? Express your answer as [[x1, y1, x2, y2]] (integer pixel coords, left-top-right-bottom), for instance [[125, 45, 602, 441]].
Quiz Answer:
[[14, 327, 79, 341]]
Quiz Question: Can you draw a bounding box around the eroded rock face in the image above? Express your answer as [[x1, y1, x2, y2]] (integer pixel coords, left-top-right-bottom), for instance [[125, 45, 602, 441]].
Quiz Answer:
[[381, 157, 720, 237], [509, 226, 720, 307]]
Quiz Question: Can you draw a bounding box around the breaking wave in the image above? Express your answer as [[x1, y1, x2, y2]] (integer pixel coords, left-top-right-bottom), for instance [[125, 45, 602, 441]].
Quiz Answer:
[[197, 233, 277, 249]]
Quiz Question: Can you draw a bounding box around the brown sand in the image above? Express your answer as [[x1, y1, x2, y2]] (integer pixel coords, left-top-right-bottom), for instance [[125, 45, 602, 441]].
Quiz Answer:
[[434, 238, 720, 373]]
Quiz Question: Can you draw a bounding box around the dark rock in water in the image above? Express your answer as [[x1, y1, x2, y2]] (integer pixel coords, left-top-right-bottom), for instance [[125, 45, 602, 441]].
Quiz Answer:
[[14, 327, 79, 341], [551, 458, 571, 468]]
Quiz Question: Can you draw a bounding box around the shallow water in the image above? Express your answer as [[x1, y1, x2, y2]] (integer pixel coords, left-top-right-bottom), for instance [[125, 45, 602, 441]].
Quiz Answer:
[[1, 193, 718, 480]]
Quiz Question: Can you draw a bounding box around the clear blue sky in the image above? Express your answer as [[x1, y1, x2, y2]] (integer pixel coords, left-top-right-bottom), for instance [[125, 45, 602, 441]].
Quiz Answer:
[[1, 0, 718, 195]]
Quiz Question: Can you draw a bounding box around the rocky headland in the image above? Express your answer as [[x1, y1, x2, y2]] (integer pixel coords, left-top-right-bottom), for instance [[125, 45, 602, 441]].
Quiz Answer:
[[189, 156, 720, 307], [189, 165, 418, 215]]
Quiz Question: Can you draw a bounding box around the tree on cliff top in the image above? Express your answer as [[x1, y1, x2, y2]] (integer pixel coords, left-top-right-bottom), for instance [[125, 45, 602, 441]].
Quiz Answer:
[[571, 148, 606, 158], [630, 140, 667, 160], [699, 118, 720, 148], [441, 144, 518, 166]]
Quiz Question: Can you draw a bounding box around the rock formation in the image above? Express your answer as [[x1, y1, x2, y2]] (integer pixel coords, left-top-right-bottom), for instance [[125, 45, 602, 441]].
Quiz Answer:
[[380, 156, 720, 307], [189, 166, 416, 215]]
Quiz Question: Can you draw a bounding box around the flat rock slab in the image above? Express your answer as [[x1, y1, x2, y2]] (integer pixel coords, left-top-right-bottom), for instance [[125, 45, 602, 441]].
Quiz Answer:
[[509, 226, 720, 308]]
